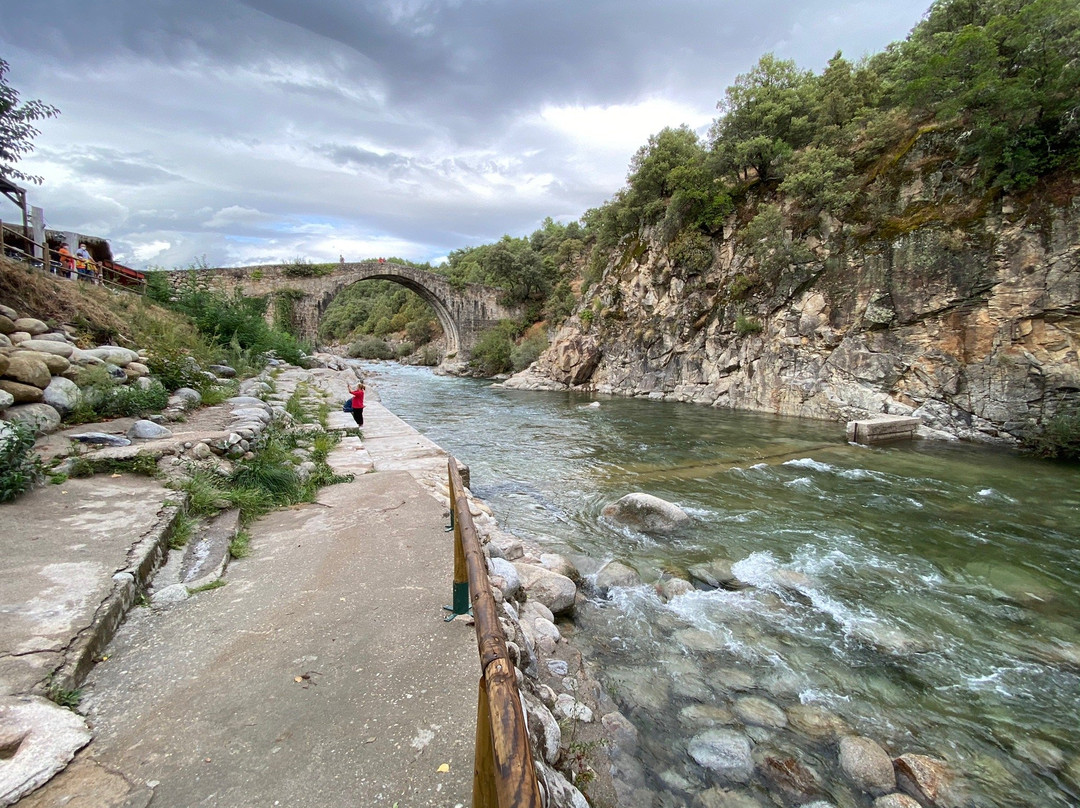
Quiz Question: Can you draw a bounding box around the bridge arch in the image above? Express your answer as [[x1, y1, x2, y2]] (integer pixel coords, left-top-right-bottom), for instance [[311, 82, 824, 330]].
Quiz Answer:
[[168, 260, 520, 362]]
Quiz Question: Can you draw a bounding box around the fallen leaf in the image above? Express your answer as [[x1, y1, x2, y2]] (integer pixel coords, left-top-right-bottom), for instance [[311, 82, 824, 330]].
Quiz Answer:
[[437, 763, 450, 773], [364, 737, 376, 744], [111, 473, 122, 478]]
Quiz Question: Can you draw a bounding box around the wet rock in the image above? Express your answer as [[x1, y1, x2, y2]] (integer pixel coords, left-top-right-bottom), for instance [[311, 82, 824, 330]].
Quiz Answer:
[[695, 787, 767, 807], [3, 403, 61, 434], [601, 711, 639, 752], [660, 577, 696, 601], [839, 736, 896, 795], [602, 492, 690, 534], [595, 561, 640, 593], [874, 795, 923, 808], [754, 752, 824, 804], [687, 729, 754, 783], [128, 420, 173, 440], [733, 696, 787, 729], [606, 667, 671, 716], [711, 668, 756, 693], [2, 355, 51, 389], [679, 704, 736, 728], [540, 552, 581, 583], [848, 620, 932, 657], [786, 704, 850, 741], [894, 753, 962, 807], [513, 562, 576, 615], [675, 628, 725, 653], [42, 377, 80, 416], [521, 599, 554, 625], [1011, 737, 1064, 770], [688, 559, 750, 590], [12, 317, 48, 335]]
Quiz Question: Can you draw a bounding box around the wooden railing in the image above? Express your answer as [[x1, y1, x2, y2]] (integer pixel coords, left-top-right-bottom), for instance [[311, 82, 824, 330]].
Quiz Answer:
[[0, 224, 145, 293], [446, 458, 543, 808]]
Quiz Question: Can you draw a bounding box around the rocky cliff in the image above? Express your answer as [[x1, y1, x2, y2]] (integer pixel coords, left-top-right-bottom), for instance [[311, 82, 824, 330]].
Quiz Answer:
[[507, 139, 1080, 444]]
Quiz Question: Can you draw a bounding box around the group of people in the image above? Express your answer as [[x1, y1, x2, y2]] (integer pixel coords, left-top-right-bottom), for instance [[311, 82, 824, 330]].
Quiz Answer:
[[55, 242, 101, 284]]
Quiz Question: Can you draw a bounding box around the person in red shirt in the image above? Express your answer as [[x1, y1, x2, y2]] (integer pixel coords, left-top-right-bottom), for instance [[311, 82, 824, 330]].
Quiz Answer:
[[348, 383, 365, 426]]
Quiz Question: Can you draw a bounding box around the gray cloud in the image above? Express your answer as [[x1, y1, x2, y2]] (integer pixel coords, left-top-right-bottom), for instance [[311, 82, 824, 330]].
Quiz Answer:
[[1, 0, 931, 268]]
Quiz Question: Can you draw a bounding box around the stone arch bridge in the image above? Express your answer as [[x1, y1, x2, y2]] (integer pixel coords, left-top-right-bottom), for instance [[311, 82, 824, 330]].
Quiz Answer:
[[166, 261, 520, 361]]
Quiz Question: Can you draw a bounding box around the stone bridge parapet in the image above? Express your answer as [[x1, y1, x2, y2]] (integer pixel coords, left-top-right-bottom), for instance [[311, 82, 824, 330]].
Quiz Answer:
[[165, 261, 520, 361]]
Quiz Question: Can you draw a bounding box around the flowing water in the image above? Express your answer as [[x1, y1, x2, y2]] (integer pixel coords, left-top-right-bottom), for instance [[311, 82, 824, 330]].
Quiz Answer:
[[363, 362, 1080, 807]]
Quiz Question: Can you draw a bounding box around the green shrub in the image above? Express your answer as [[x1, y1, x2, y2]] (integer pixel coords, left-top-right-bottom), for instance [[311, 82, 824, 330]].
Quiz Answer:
[[70, 368, 170, 422], [418, 345, 440, 366], [348, 335, 394, 360], [395, 342, 415, 359], [469, 322, 518, 376], [735, 314, 764, 335], [669, 230, 714, 274], [1022, 404, 1080, 461], [511, 332, 548, 372], [0, 421, 44, 503]]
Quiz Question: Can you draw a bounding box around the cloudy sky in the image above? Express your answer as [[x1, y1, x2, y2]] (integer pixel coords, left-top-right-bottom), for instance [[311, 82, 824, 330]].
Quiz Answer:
[[3, 0, 930, 269]]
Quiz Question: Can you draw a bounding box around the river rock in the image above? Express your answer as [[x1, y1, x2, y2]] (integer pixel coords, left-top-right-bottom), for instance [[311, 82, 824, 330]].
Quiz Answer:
[[43, 377, 81, 415], [520, 599, 554, 625], [486, 531, 524, 560], [0, 380, 44, 404], [15, 350, 70, 376], [687, 729, 754, 783], [84, 346, 139, 366], [695, 787, 767, 808], [0, 389, 12, 410], [488, 557, 521, 600], [539, 552, 581, 583], [128, 420, 173, 440], [68, 348, 105, 367], [513, 563, 576, 615], [554, 693, 593, 722], [2, 355, 51, 389], [69, 432, 131, 447], [733, 696, 787, 729], [0, 314, 14, 334], [755, 752, 824, 804], [894, 754, 962, 807], [12, 317, 48, 336], [607, 667, 671, 716], [0, 354, 7, 377], [4, 403, 61, 434], [601, 711, 639, 752], [9, 332, 30, 345], [679, 704, 736, 728], [874, 795, 923, 808], [174, 387, 203, 407], [595, 560, 641, 593], [0, 334, 10, 347], [602, 492, 690, 534], [786, 704, 850, 740], [18, 339, 74, 358], [125, 361, 150, 378], [533, 616, 561, 643], [688, 558, 750, 590], [209, 364, 237, 378], [839, 736, 896, 795], [660, 577, 696, 600], [232, 406, 272, 424]]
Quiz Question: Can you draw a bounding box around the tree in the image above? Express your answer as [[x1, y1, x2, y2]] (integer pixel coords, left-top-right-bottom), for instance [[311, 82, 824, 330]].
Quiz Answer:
[[0, 59, 59, 185]]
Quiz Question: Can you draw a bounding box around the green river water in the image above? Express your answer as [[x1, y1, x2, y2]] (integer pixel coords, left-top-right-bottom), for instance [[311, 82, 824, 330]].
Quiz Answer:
[[364, 362, 1080, 807]]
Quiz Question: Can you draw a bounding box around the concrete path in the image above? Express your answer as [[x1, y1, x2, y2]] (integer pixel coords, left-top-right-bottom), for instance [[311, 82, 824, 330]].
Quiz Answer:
[[6, 370, 484, 807]]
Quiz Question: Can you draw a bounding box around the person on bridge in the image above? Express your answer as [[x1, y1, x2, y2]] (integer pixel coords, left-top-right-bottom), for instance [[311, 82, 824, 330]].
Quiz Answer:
[[348, 383, 365, 427]]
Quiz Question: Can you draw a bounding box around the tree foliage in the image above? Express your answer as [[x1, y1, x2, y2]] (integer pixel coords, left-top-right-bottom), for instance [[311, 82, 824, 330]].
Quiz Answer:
[[0, 59, 59, 185]]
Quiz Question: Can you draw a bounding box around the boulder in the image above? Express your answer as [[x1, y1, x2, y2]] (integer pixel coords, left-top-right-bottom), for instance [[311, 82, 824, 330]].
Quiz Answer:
[[488, 557, 521, 600], [513, 562, 577, 615], [43, 377, 81, 416], [0, 314, 15, 334], [595, 561, 641, 593], [687, 729, 754, 783], [14, 350, 70, 375], [125, 361, 150, 377], [0, 389, 13, 410], [209, 364, 237, 378], [602, 492, 690, 534], [0, 304, 15, 319], [12, 317, 48, 335], [894, 754, 962, 807], [523, 697, 561, 764], [689, 558, 750, 590], [68, 348, 105, 367], [84, 346, 139, 366], [17, 339, 74, 358], [0, 354, 7, 377], [660, 577, 696, 601], [128, 420, 173, 440], [539, 552, 581, 583], [9, 332, 30, 345], [839, 736, 896, 796], [0, 380, 44, 404], [733, 696, 787, 729], [174, 387, 203, 407], [2, 355, 51, 389], [3, 403, 61, 434]]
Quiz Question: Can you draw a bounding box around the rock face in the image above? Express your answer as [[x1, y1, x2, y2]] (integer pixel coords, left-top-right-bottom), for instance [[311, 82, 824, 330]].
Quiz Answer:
[[505, 157, 1080, 444], [602, 492, 690, 534]]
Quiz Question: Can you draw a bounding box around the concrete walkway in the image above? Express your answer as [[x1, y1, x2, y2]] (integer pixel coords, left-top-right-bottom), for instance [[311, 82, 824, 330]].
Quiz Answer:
[[4, 370, 484, 807]]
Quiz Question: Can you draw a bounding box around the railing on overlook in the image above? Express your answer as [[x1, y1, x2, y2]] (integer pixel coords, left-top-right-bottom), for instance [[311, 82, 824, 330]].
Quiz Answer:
[[445, 458, 543, 808], [0, 222, 146, 294]]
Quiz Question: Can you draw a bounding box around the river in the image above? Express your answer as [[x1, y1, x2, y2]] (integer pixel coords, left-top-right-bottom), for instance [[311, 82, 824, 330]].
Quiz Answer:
[[363, 362, 1080, 807]]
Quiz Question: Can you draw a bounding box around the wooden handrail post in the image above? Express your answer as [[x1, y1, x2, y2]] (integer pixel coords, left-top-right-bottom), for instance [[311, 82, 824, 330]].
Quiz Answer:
[[473, 676, 498, 808]]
